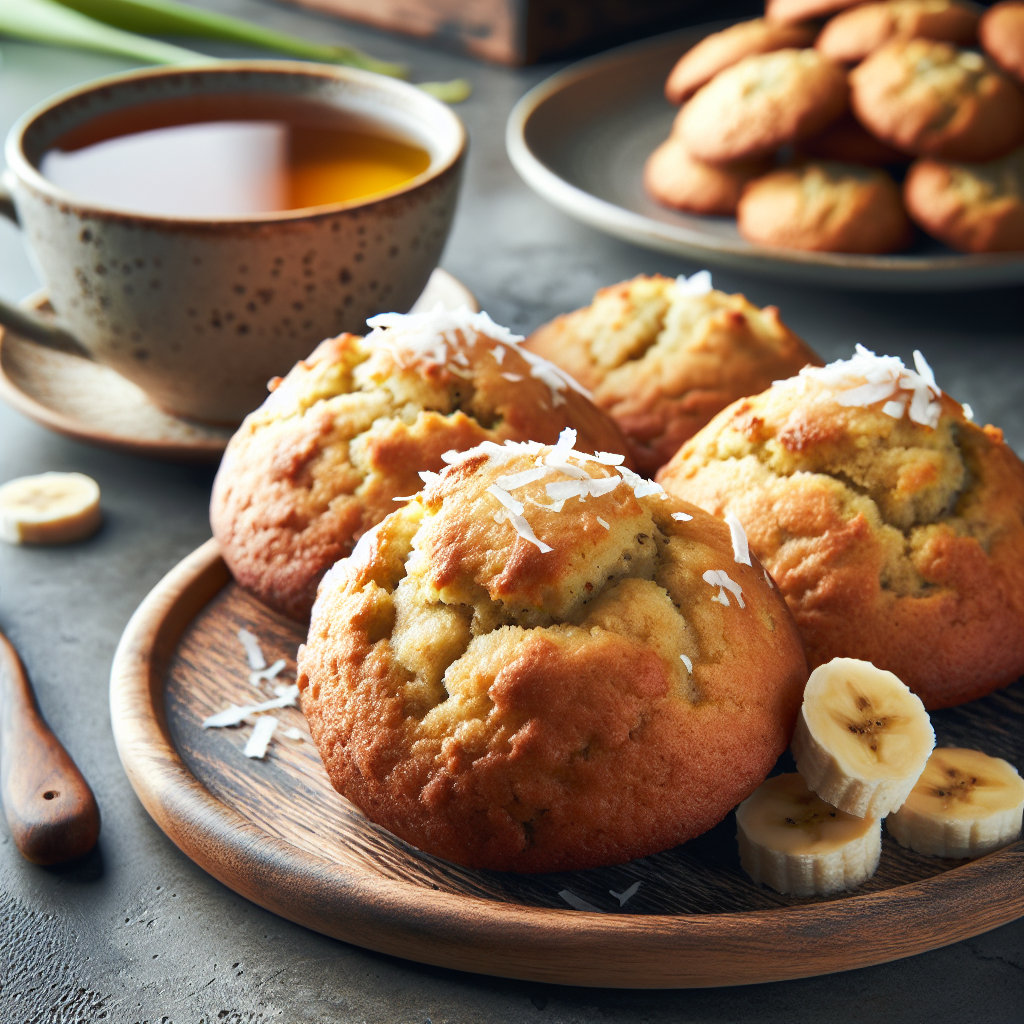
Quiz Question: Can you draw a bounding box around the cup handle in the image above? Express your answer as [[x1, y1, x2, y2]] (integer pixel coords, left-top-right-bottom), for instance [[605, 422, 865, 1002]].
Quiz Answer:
[[0, 173, 92, 359]]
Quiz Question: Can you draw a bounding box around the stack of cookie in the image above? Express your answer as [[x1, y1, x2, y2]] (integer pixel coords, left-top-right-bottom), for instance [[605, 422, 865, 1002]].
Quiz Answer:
[[645, 0, 1024, 254]]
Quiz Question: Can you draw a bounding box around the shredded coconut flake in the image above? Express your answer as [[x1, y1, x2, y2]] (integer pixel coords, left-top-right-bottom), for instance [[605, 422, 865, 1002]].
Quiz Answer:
[[487, 484, 525, 516], [680, 654, 693, 672], [501, 372, 524, 382], [596, 516, 610, 530], [236, 629, 266, 671], [559, 890, 604, 912], [962, 402, 974, 421], [249, 658, 286, 688], [243, 716, 278, 758], [508, 512, 553, 553], [202, 686, 301, 729], [703, 569, 745, 609], [419, 470, 442, 487], [282, 727, 305, 741], [724, 513, 751, 566], [496, 466, 551, 490], [672, 512, 693, 522], [609, 881, 642, 906], [777, 344, 942, 428], [675, 269, 713, 295], [491, 346, 506, 364], [763, 567, 775, 588], [616, 465, 665, 499]]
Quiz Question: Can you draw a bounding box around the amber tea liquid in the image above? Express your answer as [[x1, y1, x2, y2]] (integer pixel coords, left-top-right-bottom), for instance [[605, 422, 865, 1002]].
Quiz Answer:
[[40, 94, 431, 217]]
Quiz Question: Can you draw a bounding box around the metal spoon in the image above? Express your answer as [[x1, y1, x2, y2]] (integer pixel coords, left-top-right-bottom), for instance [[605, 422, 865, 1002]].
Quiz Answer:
[[0, 628, 100, 864]]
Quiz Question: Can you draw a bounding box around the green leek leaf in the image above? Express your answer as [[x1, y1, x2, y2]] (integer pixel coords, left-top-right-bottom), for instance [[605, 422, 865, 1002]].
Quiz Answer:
[[50, 0, 408, 76], [0, 0, 208, 63]]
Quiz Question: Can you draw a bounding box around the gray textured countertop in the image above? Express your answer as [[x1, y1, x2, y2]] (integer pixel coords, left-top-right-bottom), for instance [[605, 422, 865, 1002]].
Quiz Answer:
[[1, 3, 1022, 1021]]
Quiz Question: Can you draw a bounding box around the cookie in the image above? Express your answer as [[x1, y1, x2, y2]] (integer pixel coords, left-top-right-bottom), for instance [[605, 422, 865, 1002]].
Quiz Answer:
[[676, 48, 849, 163], [658, 347, 1024, 710], [523, 274, 822, 476], [298, 434, 808, 871], [850, 38, 1024, 161], [904, 146, 1024, 250], [644, 133, 772, 214], [766, 0, 863, 24], [210, 309, 631, 621], [796, 112, 911, 163], [665, 18, 817, 103], [737, 162, 912, 252], [817, 0, 980, 65], [980, 1, 1024, 83]]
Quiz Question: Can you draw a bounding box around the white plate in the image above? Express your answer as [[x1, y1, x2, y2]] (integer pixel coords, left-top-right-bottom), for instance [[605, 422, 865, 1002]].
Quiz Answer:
[[506, 25, 1024, 291]]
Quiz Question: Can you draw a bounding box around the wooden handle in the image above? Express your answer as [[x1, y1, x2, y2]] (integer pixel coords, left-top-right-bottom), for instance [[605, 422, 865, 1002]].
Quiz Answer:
[[0, 631, 100, 864]]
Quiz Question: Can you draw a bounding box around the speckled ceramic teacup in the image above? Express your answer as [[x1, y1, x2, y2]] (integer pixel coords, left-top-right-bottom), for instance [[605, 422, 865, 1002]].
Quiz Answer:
[[0, 62, 465, 423]]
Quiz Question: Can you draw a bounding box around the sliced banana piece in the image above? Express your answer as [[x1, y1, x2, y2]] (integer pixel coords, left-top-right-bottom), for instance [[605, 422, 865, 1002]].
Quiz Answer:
[[887, 748, 1024, 859], [792, 657, 934, 818], [0, 472, 102, 545], [736, 773, 881, 897]]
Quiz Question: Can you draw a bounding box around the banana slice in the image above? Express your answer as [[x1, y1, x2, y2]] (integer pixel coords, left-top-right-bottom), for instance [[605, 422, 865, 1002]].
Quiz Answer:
[[736, 773, 881, 896], [887, 748, 1024, 859], [792, 657, 934, 818], [0, 472, 102, 545]]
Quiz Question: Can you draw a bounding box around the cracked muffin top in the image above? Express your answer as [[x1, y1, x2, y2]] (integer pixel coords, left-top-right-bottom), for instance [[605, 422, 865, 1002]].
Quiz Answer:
[[297, 432, 807, 872], [210, 309, 631, 622], [523, 273, 822, 477], [658, 346, 1024, 709]]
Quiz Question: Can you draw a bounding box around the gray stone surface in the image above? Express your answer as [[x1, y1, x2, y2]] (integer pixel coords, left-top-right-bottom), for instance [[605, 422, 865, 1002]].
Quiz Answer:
[[1, 3, 1022, 1021]]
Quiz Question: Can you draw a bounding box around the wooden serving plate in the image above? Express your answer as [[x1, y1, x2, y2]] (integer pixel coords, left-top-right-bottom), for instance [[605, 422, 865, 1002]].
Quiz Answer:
[[109, 539, 1024, 988]]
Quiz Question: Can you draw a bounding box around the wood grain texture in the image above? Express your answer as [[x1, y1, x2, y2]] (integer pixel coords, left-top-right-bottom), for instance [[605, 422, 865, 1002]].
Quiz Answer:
[[109, 539, 1024, 988], [281, 0, 705, 65], [0, 630, 100, 865]]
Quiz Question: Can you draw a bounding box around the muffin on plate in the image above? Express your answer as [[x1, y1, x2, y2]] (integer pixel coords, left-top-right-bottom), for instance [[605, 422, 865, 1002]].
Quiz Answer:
[[850, 38, 1024, 161], [737, 161, 912, 252], [675, 49, 849, 164], [979, 1, 1024, 83], [904, 146, 1024, 252], [522, 273, 822, 477], [297, 431, 808, 872], [816, 0, 980, 66], [644, 133, 772, 215], [211, 309, 630, 621], [664, 18, 817, 103], [659, 346, 1024, 710]]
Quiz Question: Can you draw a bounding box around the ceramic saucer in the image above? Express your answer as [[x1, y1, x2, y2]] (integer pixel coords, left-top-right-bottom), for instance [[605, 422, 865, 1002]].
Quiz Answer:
[[0, 269, 478, 463]]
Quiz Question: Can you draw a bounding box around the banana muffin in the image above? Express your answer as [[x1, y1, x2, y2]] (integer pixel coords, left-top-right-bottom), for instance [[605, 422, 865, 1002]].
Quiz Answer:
[[904, 146, 1024, 251], [523, 274, 822, 476], [211, 309, 630, 621], [664, 18, 817, 104], [850, 38, 1024, 161], [659, 346, 1024, 710], [675, 48, 849, 164], [737, 162, 912, 252], [297, 432, 808, 872], [816, 0, 979, 65]]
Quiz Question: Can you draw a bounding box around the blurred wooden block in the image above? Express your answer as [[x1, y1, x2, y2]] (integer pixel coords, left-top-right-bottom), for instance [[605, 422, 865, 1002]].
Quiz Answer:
[[281, 0, 710, 65]]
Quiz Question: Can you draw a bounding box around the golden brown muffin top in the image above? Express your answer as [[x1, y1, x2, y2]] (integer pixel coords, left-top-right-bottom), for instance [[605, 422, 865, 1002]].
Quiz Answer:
[[660, 345, 1019, 595], [301, 432, 807, 870], [523, 274, 821, 476], [211, 308, 631, 621]]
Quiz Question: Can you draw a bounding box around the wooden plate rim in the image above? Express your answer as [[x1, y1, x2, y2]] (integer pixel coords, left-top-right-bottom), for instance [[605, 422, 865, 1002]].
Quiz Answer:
[[109, 539, 1024, 988]]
